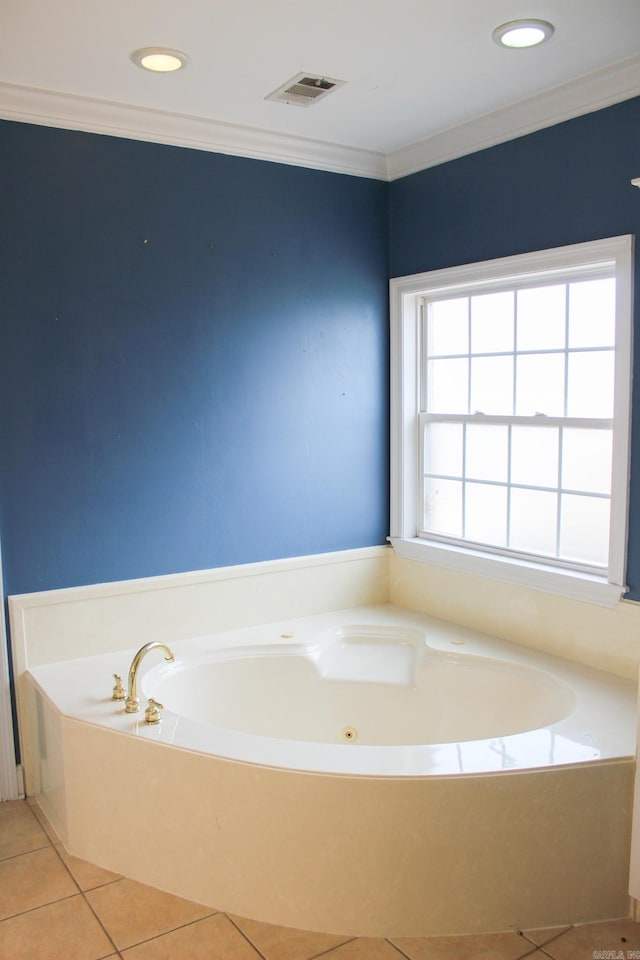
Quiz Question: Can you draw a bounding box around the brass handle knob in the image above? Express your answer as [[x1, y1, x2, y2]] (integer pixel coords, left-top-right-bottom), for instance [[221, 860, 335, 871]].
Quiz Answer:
[[112, 674, 126, 701], [144, 698, 164, 724]]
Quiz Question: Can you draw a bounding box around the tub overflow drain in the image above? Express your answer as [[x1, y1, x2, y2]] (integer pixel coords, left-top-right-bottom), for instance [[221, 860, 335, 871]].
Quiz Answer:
[[342, 726, 358, 743]]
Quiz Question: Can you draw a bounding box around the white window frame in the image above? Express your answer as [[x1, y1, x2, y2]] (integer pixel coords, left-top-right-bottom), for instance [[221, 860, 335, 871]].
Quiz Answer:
[[389, 236, 634, 607]]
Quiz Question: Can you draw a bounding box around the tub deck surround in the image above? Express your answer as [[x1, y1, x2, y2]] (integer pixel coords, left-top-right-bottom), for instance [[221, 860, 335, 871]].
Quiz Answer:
[[389, 553, 640, 681], [19, 604, 637, 937], [9, 547, 391, 673], [25, 605, 636, 778]]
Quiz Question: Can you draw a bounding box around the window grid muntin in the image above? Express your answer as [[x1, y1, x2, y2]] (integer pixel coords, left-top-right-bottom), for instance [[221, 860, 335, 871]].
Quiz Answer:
[[426, 279, 615, 417], [420, 413, 613, 572], [427, 344, 615, 361], [563, 283, 570, 416], [420, 262, 615, 573], [461, 421, 467, 535], [422, 470, 611, 501], [555, 426, 563, 558], [417, 413, 613, 572]]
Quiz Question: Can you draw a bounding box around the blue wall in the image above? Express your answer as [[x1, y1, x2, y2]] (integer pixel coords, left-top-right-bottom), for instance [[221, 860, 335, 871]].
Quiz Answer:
[[0, 121, 390, 595], [390, 96, 640, 599], [1, 96, 639, 602]]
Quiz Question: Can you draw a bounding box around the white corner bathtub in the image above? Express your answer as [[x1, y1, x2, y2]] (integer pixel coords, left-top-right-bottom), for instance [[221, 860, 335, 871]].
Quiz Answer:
[[24, 604, 637, 937]]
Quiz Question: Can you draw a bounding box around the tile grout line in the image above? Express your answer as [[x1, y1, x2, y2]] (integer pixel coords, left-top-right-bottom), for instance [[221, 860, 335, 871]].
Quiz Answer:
[[514, 945, 549, 960], [49, 841, 123, 958], [225, 914, 360, 960], [70, 876, 124, 893], [0, 841, 52, 864], [76, 882, 121, 955], [385, 930, 565, 960], [513, 931, 554, 959], [0, 890, 83, 924], [385, 939, 419, 960], [306, 936, 357, 959], [91, 907, 222, 955], [225, 914, 271, 960], [386, 932, 540, 960], [519, 926, 575, 949], [514, 924, 577, 960]]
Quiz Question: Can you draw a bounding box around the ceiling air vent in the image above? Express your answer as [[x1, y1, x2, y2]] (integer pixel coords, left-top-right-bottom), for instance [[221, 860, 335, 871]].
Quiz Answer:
[[265, 73, 345, 107]]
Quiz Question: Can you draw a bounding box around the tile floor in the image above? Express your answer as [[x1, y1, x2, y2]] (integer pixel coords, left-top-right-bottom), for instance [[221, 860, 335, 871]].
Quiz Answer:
[[1, 799, 638, 960]]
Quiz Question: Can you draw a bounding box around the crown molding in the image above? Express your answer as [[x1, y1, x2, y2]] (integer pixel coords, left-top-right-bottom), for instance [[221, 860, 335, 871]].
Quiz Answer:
[[385, 54, 640, 181], [0, 80, 388, 181], [1, 55, 639, 184]]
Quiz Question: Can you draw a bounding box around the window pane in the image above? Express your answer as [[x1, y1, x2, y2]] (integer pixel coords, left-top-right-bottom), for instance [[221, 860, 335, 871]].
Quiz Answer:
[[424, 478, 462, 536], [510, 489, 558, 556], [562, 428, 612, 495], [511, 426, 559, 488], [466, 424, 508, 482], [425, 422, 463, 477], [568, 279, 615, 348], [427, 358, 469, 413], [470, 291, 514, 354], [465, 482, 507, 545], [566, 351, 614, 418], [470, 356, 513, 414], [516, 284, 566, 351], [428, 298, 468, 356], [559, 494, 610, 566], [515, 353, 565, 416]]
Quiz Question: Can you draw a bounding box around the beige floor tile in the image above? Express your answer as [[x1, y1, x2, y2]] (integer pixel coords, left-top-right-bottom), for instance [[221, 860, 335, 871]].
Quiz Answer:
[[320, 938, 408, 959], [0, 894, 115, 960], [86, 877, 215, 950], [389, 930, 537, 960], [55, 843, 122, 890], [0, 846, 79, 920], [0, 799, 50, 859], [122, 913, 263, 959], [229, 914, 353, 960], [547, 918, 640, 958]]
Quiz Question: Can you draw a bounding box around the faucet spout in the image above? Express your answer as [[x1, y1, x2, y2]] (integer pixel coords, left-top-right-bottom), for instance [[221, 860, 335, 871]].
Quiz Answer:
[[125, 641, 175, 714]]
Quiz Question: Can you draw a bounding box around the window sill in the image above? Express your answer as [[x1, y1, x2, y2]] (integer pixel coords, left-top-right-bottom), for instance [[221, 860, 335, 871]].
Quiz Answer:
[[389, 537, 626, 608]]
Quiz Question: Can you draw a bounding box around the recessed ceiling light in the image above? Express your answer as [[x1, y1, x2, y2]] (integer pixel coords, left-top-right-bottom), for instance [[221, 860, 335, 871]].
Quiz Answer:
[[131, 48, 189, 73], [492, 19, 555, 48]]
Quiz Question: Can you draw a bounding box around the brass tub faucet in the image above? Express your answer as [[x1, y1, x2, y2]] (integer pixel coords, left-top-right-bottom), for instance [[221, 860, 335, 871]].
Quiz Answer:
[[125, 642, 175, 713]]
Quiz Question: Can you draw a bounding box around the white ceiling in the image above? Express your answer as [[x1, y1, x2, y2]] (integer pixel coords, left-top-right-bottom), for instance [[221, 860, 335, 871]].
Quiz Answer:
[[2, 0, 639, 180]]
